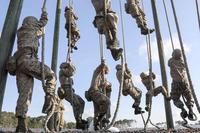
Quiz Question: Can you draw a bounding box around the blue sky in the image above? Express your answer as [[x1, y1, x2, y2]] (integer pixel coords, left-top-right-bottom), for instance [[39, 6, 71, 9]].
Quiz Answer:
[[1, 0, 200, 127]]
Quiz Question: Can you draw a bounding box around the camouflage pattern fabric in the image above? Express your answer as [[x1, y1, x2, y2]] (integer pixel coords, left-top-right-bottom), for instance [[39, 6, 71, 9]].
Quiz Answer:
[[58, 62, 87, 129], [13, 12, 56, 118], [65, 6, 80, 51], [92, 0, 119, 49], [168, 49, 194, 109], [125, 0, 147, 29], [86, 63, 110, 130], [140, 72, 168, 108], [116, 64, 142, 108]]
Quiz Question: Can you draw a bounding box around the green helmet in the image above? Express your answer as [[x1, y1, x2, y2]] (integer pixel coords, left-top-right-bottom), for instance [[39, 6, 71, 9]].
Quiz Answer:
[[140, 72, 148, 79], [115, 64, 122, 70], [172, 49, 182, 59]]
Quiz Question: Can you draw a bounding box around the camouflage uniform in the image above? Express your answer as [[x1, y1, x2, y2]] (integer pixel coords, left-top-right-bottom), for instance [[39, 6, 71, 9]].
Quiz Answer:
[[116, 64, 143, 114], [91, 0, 123, 61], [65, 6, 80, 52], [6, 11, 57, 133], [168, 49, 195, 119], [53, 97, 65, 132], [125, 0, 154, 35], [140, 72, 169, 111], [98, 79, 112, 127], [85, 63, 110, 130], [57, 62, 88, 130]]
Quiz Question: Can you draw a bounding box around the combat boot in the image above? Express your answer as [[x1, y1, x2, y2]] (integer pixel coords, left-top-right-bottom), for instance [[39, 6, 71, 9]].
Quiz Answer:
[[16, 117, 27, 133], [141, 28, 155, 35], [76, 119, 89, 130], [180, 108, 188, 119], [134, 107, 145, 115], [42, 94, 54, 114], [145, 106, 150, 112], [188, 107, 197, 121], [102, 118, 110, 128], [110, 48, 123, 61]]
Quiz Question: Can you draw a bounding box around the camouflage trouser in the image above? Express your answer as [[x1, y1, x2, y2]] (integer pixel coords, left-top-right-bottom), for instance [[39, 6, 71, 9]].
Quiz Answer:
[[87, 89, 110, 127], [58, 86, 85, 120], [125, 2, 147, 28], [15, 58, 56, 118], [54, 111, 65, 131], [146, 86, 168, 107], [123, 82, 142, 107], [171, 81, 194, 109], [65, 23, 80, 47], [93, 13, 119, 49]]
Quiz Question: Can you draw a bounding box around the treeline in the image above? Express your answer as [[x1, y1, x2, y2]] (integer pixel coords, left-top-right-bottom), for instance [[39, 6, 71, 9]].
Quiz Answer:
[[0, 111, 137, 129], [0, 111, 75, 129]]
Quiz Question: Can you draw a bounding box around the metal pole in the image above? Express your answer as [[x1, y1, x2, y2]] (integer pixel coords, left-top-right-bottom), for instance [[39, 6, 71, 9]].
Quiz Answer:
[[151, 0, 174, 129], [195, 0, 200, 31], [51, 0, 62, 73], [0, 0, 24, 112], [48, 0, 62, 131]]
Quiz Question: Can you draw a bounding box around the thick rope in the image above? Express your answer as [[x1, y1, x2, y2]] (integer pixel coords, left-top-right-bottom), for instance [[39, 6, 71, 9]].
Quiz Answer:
[[195, 0, 200, 31], [170, 0, 200, 115], [41, 0, 54, 132], [162, 0, 174, 50], [44, 100, 56, 133], [144, 33, 153, 132], [99, 34, 104, 62], [119, 0, 127, 63], [140, 0, 154, 131], [103, 56, 124, 131]]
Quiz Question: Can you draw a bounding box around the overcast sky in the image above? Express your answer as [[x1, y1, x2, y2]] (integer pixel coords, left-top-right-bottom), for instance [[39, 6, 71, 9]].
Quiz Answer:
[[1, 0, 200, 127]]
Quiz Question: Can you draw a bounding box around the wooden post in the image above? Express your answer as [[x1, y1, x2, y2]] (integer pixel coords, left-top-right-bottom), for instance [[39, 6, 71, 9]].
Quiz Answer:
[[0, 0, 24, 112], [48, 0, 62, 131], [151, 0, 174, 129]]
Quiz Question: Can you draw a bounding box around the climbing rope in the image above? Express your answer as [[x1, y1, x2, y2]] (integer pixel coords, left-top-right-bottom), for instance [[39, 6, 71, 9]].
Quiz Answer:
[[140, 0, 154, 131], [195, 0, 200, 31], [162, 0, 174, 50], [144, 32, 154, 132], [103, 56, 124, 131], [98, 1, 125, 130], [41, 0, 56, 131], [119, 0, 127, 63], [170, 0, 200, 115]]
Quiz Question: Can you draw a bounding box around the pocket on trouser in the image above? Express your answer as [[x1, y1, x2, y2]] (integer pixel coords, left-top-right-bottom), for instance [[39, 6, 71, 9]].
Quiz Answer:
[[6, 56, 17, 76]]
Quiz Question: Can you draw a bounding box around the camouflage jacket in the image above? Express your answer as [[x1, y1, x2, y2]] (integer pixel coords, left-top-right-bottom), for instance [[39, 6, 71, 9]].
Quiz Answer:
[[17, 12, 48, 55], [168, 57, 187, 82]]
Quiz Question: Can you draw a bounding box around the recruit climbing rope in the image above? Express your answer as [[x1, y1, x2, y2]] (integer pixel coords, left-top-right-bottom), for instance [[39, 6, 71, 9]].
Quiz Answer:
[[41, 0, 56, 132], [66, 0, 74, 62], [140, 0, 155, 131], [96, 0, 125, 130], [170, 0, 200, 116]]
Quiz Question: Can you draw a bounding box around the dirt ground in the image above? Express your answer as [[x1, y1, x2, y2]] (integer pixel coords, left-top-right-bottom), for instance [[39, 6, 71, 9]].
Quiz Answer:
[[1, 128, 200, 133]]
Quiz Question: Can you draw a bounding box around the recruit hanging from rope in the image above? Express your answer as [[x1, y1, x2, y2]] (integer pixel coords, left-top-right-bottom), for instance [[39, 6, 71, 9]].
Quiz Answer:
[[65, 0, 80, 63], [162, 0, 198, 124], [116, 0, 144, 115], [124, 0, 154, 35], [91, 0, 123, 61]]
